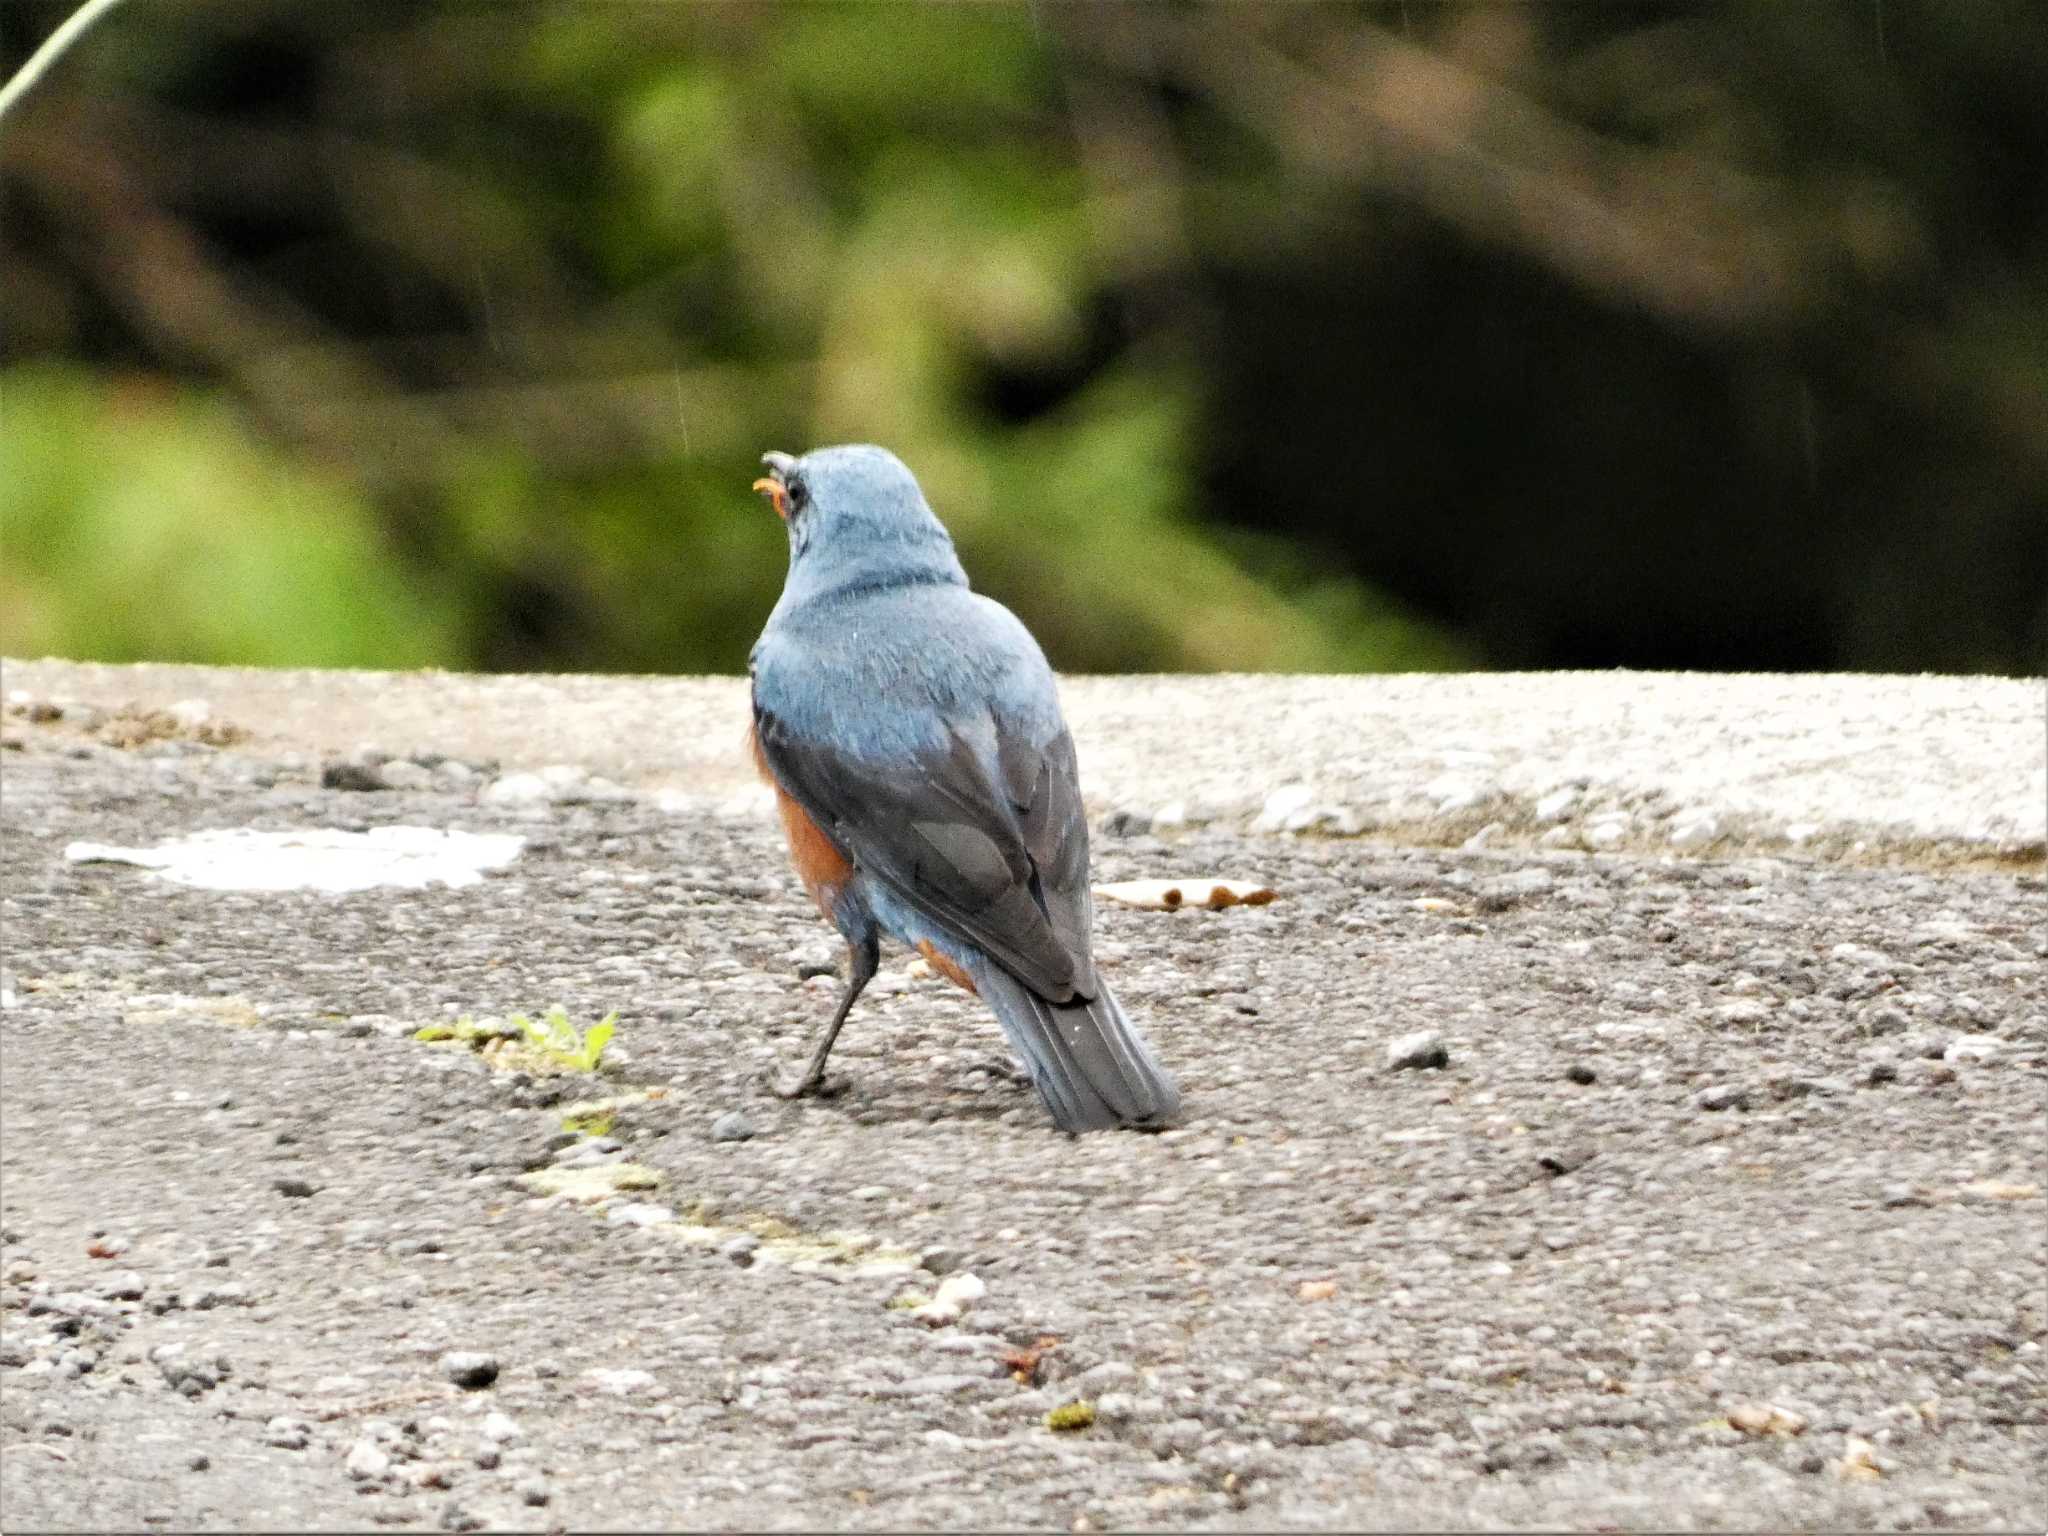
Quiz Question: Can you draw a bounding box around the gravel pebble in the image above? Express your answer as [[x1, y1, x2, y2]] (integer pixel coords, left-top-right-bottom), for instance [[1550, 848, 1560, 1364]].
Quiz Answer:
[[378, 760, 435, 791], [711, 1110, 757, 1144], [346, 1440, 393, 1480], [321, 759, 389, 792], [265, 1416, 313, 1451], [606, 1202, 675, 1227], [586, 1368, 658, 1396], [1386, 1030, 1449, 1070], [1668, 809, 1721, 849], [440, 1351, 501, 1390]]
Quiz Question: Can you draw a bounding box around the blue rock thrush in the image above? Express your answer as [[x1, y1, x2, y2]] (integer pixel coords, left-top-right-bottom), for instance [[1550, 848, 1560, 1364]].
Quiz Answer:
[[745, 444, 1182, 1133]]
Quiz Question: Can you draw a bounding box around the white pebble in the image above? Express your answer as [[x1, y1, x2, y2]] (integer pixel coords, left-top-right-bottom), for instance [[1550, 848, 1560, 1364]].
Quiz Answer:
[[606, 1203, 675, 1227], [345, 1439, 391, 1480], [1668, 810, 1720, 849], [585, 1368, 659, 1397], [1584, 816, 1630, 848], [378, 760, 434, 791], [482, 773, 558, 806], [1251, 784, 1314, 832]]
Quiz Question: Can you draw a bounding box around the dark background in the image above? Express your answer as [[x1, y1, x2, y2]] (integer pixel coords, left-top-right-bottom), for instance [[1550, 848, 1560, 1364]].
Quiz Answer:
[[5, 0, 2044, 676]]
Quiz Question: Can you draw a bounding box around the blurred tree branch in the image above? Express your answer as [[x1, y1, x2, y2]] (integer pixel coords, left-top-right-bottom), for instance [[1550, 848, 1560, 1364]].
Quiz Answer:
[[0, 0, 130, 124]]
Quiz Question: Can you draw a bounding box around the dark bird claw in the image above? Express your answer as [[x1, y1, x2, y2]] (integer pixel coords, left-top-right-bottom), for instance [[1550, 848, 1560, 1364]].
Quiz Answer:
[[762, 1062, 840, 1101]]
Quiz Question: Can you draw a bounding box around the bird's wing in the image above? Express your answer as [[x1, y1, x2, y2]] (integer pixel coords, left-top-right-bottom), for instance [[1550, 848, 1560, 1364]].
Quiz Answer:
[[753, 697, 1095, 1004]]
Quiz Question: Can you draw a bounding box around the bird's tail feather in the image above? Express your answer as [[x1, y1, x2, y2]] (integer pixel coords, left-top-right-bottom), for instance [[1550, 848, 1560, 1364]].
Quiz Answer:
[[968, 961, 1181, 1133]]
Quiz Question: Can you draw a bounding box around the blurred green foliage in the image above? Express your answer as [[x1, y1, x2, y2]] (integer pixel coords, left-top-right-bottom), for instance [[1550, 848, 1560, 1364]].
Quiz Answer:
[[2, 0, 1469, 673], [2, 365, 459, 666], [2, 1, 2041, 674]]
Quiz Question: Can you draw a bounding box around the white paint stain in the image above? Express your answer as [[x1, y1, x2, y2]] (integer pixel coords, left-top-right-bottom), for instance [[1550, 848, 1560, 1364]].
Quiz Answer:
[[63, 827, 524, 893]]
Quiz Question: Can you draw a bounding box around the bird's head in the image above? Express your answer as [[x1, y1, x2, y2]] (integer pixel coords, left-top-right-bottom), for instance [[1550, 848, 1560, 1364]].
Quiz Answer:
[[752, 444, 967, 603]]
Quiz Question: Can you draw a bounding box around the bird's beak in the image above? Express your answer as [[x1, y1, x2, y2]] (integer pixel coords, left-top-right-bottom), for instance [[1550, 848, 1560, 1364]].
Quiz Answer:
[[753, 451, 795, 521]]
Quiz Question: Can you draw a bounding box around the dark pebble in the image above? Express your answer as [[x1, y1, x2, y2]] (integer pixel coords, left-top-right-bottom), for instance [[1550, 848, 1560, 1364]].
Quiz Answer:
[[1565, 1064, 1598, 1085], [440, 1351, 501, 1390], [321, 760, 389, 792], [1537, 1145, 1597, 1177], [274, 1178, 318, 1199]]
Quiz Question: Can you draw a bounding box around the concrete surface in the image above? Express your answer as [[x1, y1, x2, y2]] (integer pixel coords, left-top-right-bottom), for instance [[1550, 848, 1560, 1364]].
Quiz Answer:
[[6, 660, 2042, 863], [0, 661, 2042, 1532]]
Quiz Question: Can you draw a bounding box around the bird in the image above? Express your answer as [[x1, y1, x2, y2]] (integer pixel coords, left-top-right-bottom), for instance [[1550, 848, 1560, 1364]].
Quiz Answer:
[[744, 444, 1182, 1133]]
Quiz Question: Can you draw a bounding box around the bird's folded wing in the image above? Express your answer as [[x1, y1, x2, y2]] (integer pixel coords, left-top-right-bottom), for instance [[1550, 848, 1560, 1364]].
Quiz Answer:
[[753, 703, 1092, 1003]]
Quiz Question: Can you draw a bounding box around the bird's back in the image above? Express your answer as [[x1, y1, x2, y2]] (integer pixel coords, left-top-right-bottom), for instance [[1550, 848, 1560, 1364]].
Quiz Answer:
[[754, 581, 1063, 766]]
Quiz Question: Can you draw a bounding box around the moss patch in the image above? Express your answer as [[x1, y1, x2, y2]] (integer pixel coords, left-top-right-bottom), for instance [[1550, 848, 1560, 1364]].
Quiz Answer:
[[517, 1163, 662, 1200], [1045, 1400, 1096, 1432], [125, 994, 265, 1029], [413, 1006, 619, 1075]]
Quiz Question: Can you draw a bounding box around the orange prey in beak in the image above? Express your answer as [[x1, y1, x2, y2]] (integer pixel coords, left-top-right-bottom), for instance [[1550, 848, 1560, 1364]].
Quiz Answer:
[[752, 475, 789, 521]]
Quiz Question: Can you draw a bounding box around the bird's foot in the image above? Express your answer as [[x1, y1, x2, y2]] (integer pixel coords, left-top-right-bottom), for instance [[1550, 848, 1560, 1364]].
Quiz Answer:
[[761, 1063, 842, 1101]]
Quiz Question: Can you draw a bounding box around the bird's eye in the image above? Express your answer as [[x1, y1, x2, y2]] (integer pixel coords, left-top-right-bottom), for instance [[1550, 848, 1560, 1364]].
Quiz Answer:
[[784, 475, 809, 514]]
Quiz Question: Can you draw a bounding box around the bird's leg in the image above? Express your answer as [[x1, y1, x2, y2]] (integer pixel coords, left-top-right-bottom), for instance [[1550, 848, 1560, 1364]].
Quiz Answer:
[[768, 930, 877, 1100]]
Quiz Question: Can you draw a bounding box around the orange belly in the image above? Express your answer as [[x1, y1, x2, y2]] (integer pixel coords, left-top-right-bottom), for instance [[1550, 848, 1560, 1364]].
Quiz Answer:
[[748, 720, 854, 920], [917, 940, 980, 996]]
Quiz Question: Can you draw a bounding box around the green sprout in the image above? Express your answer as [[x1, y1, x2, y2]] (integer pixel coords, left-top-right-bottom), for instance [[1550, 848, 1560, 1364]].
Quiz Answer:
[[512, 1005, 616, 1072]]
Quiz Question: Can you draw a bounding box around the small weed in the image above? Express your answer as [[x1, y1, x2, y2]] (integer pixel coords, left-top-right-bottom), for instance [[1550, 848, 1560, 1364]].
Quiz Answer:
[[512, 1005, 617, 1073], [413, 1005, 619, 1075]]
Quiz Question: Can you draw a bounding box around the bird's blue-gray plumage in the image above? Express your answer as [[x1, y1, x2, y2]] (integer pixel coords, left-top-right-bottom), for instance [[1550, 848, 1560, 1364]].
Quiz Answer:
[[749, 444, 1181, 1132]]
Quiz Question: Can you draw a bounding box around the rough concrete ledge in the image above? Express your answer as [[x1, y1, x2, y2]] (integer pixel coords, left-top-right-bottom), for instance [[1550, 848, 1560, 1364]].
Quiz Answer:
[[5, 659, 2041, 866], [3, 657, 2043, 1531]]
